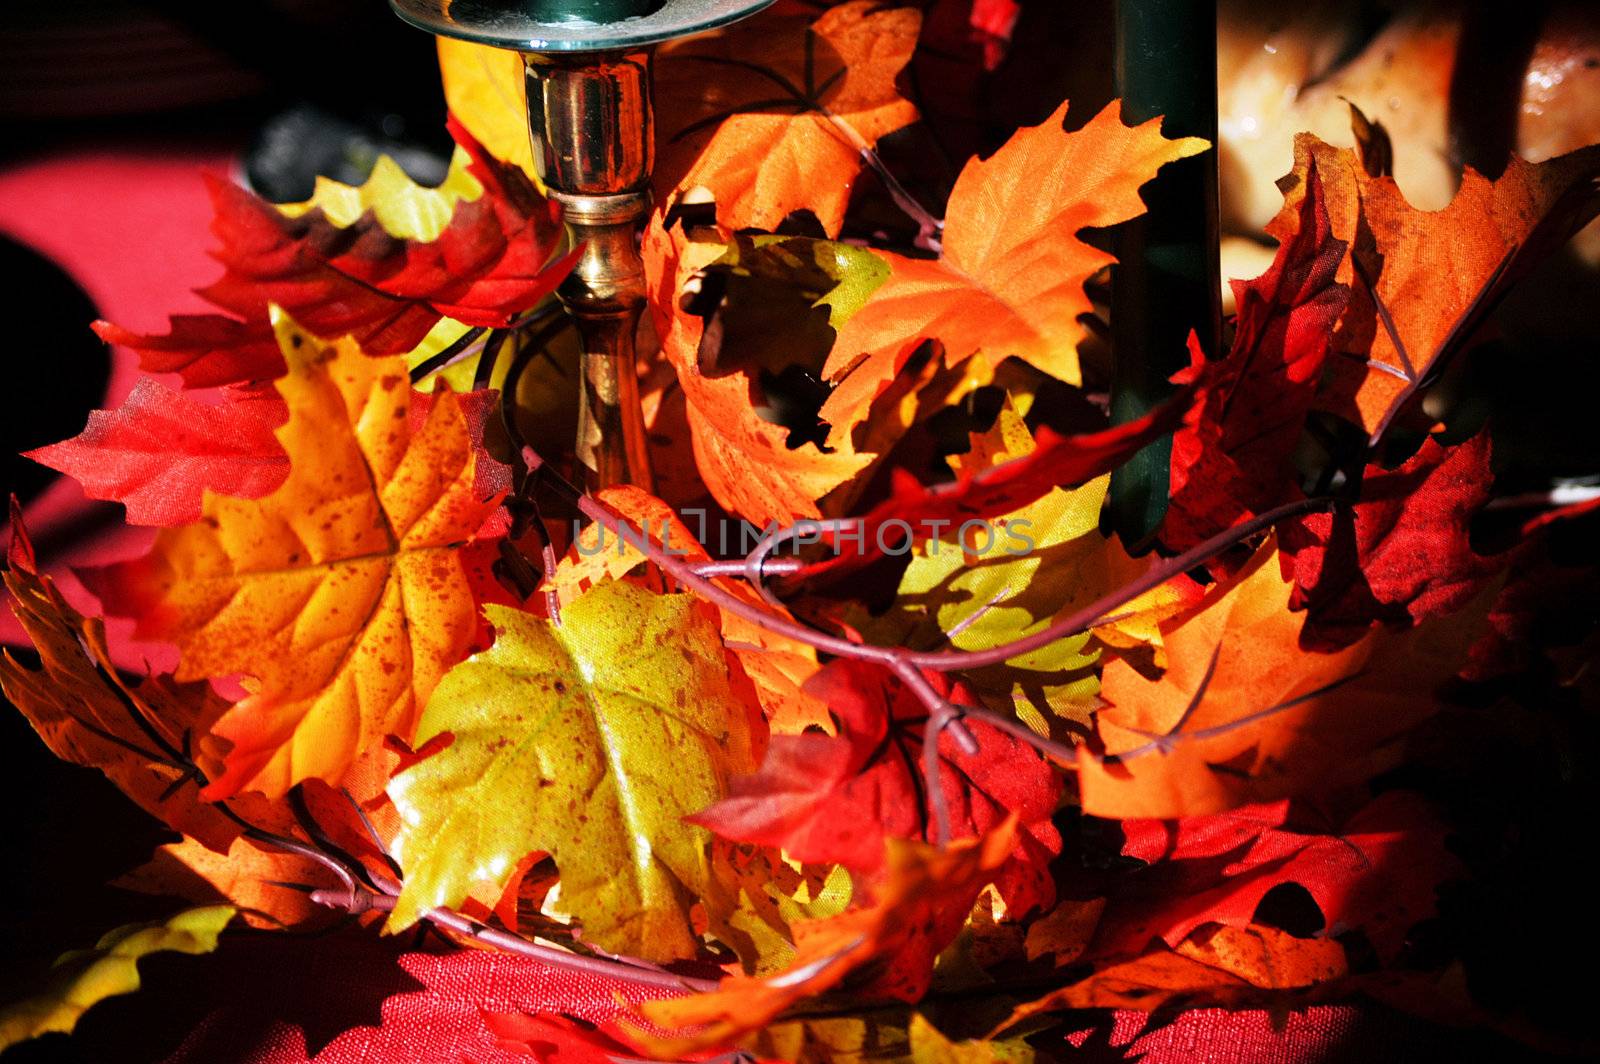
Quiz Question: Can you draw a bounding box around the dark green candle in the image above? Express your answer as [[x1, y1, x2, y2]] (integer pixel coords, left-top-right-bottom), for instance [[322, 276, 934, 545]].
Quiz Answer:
[[1105, 0, 1221, 549]]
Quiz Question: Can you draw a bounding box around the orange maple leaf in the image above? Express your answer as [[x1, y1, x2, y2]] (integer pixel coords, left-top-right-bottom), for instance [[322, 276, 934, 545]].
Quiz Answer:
[[1272, 134, 1600, 434], [631, 824, 1015, 1055], [88, 314, 499, 800], [654, 0, 921, 236], [1076, 538, 1486, 818], [641, 218, 875, 527], [818, 99, 1209, 442]]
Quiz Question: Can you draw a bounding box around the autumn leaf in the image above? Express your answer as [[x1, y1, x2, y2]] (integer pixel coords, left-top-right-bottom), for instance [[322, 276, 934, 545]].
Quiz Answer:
[[633, 826, 1016, 1055], [95, 119, 571, 389], [1162, 160, 1350, 552], [1024, 897, 1105, 968], [1176, 923, 1346, 990], [995, 931, 1340, 1032], [1, 515, 239, 850], [868, 404, 1198, 727], [1099, 790, 1458, 964], [1272, 135, 1600, 433], [1004, 950, 1254, 1025], [818, 99, 1209, 438], [1077, 538, 1484, 818], [113, 836, 339, 930], [642, 215, 876, 527], [26, 377, 287, 527], [87, 313, 498, 799], [0, 906, 234, 1051], [386, 582, 763, 962], [1281, 430, 1500, 649], [691, 659, 1061, 916], [654, 0, 921, 235], [436, 38, 536, 179], [484, 1013, 646, 1063], [831, 387, 1194, 570], [554, 484, 830, 734]]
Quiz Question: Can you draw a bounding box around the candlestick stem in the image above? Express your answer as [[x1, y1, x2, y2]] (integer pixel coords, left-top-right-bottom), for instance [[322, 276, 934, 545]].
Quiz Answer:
[[525, 50, 656, 492]]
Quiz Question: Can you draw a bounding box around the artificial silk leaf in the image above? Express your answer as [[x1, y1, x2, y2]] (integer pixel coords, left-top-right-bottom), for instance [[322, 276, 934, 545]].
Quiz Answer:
[[114, 836, 337, 929], [833, 388, 1193, 567], [26, 377, 287, 527], [1077, 538, 1482, 818], [1100, 790, 1457, 964], [1272, 135, 1600, 433], [484, 1013, 647, 1063], [557, 485, 830, 734], [642, 213, 875, 527], [1, 518, 238, 850], [1282, 430, 1499, 649], [880, 406, 1197, 724], [995, 945, 1298, 1030], [691, 659, 1061, 916], [1024, 897, 1105, 968], [436, 38, 536, 178], [386, 582, 762, 961], [95, 120, 571, 389], [1162, 161, 1350, 552], [902, 1014, 1034, 1064], [818, 99, 1209, 438], [634, 826, 1015, 1055], [88, 315, 497, 799], [1175, 923, 1346, 990], [887, 477, 1104, 724], [654, 0, 921, 235], [0, 906, 234, 1051]]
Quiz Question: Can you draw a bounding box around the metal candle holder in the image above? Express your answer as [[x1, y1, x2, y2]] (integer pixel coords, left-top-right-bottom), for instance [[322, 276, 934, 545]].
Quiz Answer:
[[390, 0, 775, 490]]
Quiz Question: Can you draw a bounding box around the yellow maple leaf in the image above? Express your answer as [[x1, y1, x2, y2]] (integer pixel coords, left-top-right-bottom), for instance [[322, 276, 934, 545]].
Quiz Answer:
[[93, 312, 497, 799], [387, 583, 763, 962]]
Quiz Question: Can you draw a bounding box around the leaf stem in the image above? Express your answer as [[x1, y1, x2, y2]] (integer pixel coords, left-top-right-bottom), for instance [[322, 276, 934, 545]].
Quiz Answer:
[[307, 889, 718, 993]]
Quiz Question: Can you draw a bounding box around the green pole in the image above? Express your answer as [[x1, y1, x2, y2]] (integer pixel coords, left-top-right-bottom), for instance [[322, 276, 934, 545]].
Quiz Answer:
[[1106, 0, 1222, 549]]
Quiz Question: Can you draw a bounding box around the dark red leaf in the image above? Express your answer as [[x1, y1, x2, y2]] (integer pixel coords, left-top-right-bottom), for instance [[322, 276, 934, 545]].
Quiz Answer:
[[689, 659, 1061, 916], [1281, 430, 1499, 649], [1099, 790, 1458, 964], [94, 119, 574, 390], [1163, 158, 1349, 553], [832, 388, 1192, 567]]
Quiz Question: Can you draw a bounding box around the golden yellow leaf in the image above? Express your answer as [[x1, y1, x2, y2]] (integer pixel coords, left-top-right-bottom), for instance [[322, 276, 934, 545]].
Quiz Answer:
[[93, 312, 497, 799], [0, 906, 234, 1051], [436, 37, 536, 178], [386, 582, 762, 962]]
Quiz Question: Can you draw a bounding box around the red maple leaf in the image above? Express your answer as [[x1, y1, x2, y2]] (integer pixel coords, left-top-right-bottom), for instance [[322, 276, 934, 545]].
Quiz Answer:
[[827, 389, 1192, 568], [94, 118, 573, 390], [1097, 790, 1458, 963], [1280, 430, 1498, 649], [1163, 158, 1349, 553], [690, 659, 1061, 916], [26, 378, 288, 526]]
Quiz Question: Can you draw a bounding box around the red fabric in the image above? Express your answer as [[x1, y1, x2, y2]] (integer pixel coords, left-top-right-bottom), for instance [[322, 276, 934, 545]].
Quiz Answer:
[[0, 144, 1528, 1064]]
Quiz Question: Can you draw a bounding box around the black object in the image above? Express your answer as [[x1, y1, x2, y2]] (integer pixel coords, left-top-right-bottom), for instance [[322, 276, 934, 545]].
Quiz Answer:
[[1105, 0, 1222, 549]]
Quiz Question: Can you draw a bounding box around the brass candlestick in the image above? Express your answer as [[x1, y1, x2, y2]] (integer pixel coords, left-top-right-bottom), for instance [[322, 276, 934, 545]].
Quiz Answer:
[[390, 0, 776, 490]]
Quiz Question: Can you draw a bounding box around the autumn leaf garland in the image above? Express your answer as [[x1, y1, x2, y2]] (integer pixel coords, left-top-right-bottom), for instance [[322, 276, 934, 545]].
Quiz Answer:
[[5, 1, 1600, 1057]]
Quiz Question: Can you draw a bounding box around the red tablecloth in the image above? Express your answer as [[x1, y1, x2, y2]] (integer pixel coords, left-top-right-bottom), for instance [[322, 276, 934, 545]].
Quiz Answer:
[[0, 143, 1541, 1064]]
